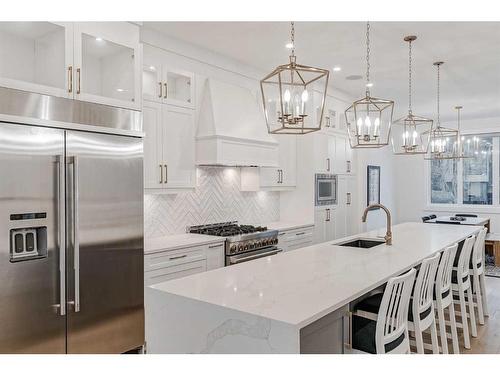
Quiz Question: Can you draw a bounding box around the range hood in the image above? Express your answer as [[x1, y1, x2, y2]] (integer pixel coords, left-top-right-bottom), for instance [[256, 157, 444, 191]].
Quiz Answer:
[[196, 79, 278, 167]]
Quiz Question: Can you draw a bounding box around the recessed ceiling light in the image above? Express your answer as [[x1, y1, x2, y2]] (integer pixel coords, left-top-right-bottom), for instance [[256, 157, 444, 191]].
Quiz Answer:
[[95, 37, 103, 42], [116, 88, 125, 92], [366, 82, 374, 88], [285, 42, 294, 49], [333, 66, 342, 72], [345, 74, 363, 81], [149, 65, 156, 71]]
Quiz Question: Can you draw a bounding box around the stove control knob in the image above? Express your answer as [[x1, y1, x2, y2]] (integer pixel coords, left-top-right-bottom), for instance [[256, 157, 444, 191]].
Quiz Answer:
[[230, 245, 237, 254], [274, 238, 279, 245], [262, 239, 268, 246], [249, 242, 255, 249], [255, 241, 261, 248], [244, 243, 249, 251], [238, 244, 244, 252]]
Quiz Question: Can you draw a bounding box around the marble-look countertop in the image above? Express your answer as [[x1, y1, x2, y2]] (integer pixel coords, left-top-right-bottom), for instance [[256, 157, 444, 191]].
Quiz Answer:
[[144, 233, 226, 254], [149, 222, 481, 328], [266, 221, 314, 232]]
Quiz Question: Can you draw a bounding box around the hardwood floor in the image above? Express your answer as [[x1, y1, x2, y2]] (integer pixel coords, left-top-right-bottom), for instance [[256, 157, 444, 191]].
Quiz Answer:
[[464, 276, 500, 354]]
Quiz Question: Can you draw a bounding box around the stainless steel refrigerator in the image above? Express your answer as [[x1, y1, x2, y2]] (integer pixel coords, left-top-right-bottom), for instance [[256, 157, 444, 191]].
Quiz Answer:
[[0, 88, 144, 353]]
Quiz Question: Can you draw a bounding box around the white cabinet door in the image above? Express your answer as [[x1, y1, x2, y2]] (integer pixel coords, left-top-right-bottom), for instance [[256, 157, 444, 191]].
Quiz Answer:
[[162, 105, 196, 189], [346, 176, 357, 236], [163, 67, 195, 109], [142, 45, 164, 103], [0, 22, 73, 98], [73, 22, 141, 110], [260, 167, 281, 188], [314, 133, 335, 173], [142, 101, 163, 189], [278, 135, 297, 187], [206, 242, 225, 270], [334, 136, 347, 174], [314, 207, 335, 244]]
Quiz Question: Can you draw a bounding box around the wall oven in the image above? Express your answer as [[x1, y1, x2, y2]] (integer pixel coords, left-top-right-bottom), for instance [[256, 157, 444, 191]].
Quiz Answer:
[[315, 173, 337, 206]]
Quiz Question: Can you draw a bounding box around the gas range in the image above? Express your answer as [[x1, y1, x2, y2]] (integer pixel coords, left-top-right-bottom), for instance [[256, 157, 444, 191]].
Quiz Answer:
[[188, 222, 281, 266]]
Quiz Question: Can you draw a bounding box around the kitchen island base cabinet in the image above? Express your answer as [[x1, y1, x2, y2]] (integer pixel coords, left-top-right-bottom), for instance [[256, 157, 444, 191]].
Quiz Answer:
[[145, 287, 348, 354]]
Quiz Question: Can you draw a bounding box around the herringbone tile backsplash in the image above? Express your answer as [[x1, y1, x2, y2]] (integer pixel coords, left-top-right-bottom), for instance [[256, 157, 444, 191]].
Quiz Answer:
[[144, 167, 280, 237]]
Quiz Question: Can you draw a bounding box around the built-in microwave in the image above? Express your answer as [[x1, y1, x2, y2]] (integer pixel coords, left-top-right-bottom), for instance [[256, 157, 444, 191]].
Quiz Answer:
[[315, 174, 337, 206]]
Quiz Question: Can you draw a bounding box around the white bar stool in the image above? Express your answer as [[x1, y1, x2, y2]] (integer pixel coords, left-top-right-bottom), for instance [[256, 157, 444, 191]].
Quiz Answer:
[[451, 235, 477, 349], [408, 253, 441, 354], [470, 227, 488, 325], [434, 244, 460, 354], [351, 268, 416, 354]]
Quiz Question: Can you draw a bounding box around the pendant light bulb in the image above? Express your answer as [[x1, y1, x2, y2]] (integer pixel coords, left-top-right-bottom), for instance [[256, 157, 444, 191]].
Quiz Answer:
[[301, 89, 309, 102], [284, 89, 291, 102]]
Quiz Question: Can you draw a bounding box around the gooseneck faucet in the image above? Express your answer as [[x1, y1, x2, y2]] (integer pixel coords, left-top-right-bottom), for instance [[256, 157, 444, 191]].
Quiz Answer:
[[362, 204, 393, 245]]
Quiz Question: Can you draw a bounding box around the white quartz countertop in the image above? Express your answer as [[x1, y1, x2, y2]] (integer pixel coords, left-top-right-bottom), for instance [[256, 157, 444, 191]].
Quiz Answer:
[[266, 221, 314, 232], [144, 233, 225, 254], [149, 222, 481, 328]]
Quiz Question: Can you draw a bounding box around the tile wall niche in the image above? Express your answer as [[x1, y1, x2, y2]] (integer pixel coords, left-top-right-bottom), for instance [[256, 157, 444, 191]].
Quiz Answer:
[[144, 167, 280, 237]]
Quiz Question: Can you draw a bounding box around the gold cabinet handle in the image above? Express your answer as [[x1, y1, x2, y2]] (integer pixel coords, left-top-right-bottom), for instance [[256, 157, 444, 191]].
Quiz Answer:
[[163, 83, 167, 99], [159, 164, 163, 184], [326, 158, 330, 172], [164, 164, 168, 183], [76, 68, 81, 94], [158, 82, 162, 98], [68, 66, 73, 93]]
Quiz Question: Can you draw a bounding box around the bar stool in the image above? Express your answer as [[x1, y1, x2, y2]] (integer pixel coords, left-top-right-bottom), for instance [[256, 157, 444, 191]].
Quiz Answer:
[[351, 268, 416, 354], [434, 244, 460, 354], [470, 227, 488, 325], [451, 235, 476, 349], [407, 253, 441, 354]]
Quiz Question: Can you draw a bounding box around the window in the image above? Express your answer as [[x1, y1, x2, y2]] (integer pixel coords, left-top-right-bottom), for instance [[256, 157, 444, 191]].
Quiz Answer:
[[431, 159, 457, 204], [462, 136, 493, 205], [430, 133, 497, 206]]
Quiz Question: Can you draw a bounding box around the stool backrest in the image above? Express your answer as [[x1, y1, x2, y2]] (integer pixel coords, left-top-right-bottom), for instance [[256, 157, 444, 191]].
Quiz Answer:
[[413, 253, 440, 317], [471, 227, 487, 270], [436, 243, 458, 297], [376, 268, 416, 354], [457, 236, 475, 283]]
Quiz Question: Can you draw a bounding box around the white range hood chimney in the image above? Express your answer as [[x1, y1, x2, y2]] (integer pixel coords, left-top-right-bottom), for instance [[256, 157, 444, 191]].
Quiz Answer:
[[196, 79, 278, 166]]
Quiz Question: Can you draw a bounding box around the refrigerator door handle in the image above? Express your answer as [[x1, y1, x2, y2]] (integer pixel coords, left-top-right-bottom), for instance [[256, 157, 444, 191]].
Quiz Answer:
[[57, 155, 66, 316], [70, 156, 81, 313]]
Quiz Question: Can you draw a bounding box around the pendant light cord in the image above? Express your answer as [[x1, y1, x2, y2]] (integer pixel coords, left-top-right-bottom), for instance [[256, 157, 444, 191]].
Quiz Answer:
[[366, 21, 370, 95], [436, 63, 441, 126], [408, 39, 412, 114], [290, 22, 295, 58]]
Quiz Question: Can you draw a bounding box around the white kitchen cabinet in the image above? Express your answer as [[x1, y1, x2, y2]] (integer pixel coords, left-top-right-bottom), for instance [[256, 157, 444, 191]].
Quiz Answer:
[[73, 22, 141, 110], [0, 22, 141, 110], [143, 100, 196, 192], [0, 22, 73, 99], [278, 225, 314, 252], [334, 135, 355, 174], [142, 44, 195, 109], [241, 134, 296, 191], [144, 241, 225, 287], [314, 133, 335, 173], [336, 175, 358, 238], [314, 206, 336, 244]]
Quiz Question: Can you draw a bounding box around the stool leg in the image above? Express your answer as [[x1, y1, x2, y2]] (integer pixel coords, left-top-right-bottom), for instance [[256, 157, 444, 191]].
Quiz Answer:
[[449, 301, 460, 354], [479, 272, 489, 317], [436, 303, 448, 354], [415, 325, 425, 354], [467, 286, 477, 337], [430, 319, 439, 354], [459, 289, 471, 349], [474, 273, 485, 325]]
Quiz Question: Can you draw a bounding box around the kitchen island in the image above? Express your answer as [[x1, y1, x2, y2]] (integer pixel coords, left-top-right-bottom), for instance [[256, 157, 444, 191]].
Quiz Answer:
[[145, 222, 481, 353]]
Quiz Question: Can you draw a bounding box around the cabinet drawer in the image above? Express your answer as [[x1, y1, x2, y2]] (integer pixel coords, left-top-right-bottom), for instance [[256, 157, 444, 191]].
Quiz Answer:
[[144, 260, 206, 286], [145, 245, 206, 272], [282, 227, 314, 243]]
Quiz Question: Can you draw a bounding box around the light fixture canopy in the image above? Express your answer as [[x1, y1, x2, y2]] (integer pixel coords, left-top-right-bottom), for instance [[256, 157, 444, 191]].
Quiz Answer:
[[425, 61, 460, 160], [345, 22, 395, 148], [260, 22, 330, 135], [392, 35, 433, 155]]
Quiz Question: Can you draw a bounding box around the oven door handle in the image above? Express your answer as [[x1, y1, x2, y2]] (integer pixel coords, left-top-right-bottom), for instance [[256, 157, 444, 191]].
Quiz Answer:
[[230, 248, 283, 264]]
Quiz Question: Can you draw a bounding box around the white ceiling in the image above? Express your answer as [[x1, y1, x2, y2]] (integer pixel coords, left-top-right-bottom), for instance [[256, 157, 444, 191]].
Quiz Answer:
[[145, 21, 500, 123]]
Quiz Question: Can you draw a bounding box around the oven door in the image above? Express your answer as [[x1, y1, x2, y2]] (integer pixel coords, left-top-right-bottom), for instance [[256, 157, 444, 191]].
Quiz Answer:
[[315, 175, 337, 206], [226, 247, 282, 266]]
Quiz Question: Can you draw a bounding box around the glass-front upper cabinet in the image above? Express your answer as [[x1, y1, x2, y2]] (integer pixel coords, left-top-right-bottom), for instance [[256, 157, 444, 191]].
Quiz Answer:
[[73, 22, 141, 110], [0, 22, 73, 98], [142, 45, 164, 103], [163, 68, 194, 108]]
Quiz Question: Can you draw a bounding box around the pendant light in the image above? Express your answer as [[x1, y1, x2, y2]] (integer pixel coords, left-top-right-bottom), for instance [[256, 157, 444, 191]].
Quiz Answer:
[[455, 106, 477, 158], [345, 22, 394, 148], [391, 36, 433, 155], [260, 22, 330, 134], [425, 61, 460, 160]]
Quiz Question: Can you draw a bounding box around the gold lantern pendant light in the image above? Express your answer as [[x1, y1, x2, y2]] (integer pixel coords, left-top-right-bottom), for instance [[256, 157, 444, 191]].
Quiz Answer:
[[425, 61, 460, 160], [392, 36, 433, 155], [260, 22, 330, 135], [345, 22, 394, 148]]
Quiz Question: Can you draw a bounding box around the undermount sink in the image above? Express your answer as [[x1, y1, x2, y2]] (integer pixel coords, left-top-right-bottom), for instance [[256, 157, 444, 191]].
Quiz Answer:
[[336, 237, 386, 249]]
